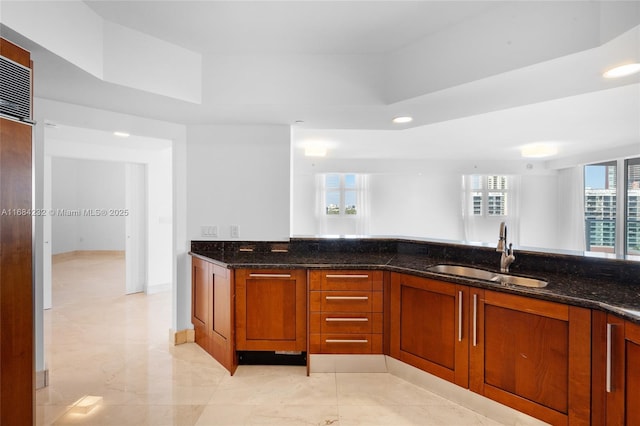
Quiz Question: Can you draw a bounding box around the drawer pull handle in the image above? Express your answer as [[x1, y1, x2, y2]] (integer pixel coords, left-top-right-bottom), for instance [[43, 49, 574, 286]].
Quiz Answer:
[[326, 317, 368, 322], [325, 296, 369, 300], [325, 274, 369, 279], [249, 273, 291, 278], [325, 339, 368, 343]]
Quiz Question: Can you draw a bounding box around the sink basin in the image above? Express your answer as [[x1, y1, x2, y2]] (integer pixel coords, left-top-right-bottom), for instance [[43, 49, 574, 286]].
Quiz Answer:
[[427, 264, 498, 281], [491, 274, 548, 288], [427, 264, 548, 288]]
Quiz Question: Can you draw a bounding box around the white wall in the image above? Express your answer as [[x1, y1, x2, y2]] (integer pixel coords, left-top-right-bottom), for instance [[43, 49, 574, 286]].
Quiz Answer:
[[291, 156, 565, 250], [187, 124, 291, 242], [368, 172, 464, 240], [51, 158, 126, 254], [519, 174, 560, 249]]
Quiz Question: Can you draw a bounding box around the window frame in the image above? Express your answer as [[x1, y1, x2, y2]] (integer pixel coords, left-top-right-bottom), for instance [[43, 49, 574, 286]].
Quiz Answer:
[[584, 157, 640, 256], [323, 173, 359, 217]]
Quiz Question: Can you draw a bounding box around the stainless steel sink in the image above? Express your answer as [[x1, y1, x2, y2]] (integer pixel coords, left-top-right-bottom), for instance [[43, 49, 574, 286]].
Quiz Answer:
[[427, 264, 497, 281], [427, 264, 548, 288], [491, 274, 548, 288]]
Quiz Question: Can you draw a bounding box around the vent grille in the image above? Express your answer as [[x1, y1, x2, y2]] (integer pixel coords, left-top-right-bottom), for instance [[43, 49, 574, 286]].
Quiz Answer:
[[0, 55, 31, 120]]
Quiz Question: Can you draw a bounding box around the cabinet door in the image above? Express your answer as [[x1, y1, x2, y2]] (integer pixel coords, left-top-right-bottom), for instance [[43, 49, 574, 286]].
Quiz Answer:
[[191, 257, 235, 374], [191, 257, 211, 352], [235, 269, 307, 351], [210, 263, 234, 372], [470, 289, 591, 425], [602, 316, 640, 425], [625, 322, 640, 425], [390, 273, 469, 388]]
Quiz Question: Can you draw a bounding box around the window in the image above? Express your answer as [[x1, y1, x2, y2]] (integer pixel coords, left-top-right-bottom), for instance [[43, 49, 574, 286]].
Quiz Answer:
[[626, 158, 640, 255], [469, 175, 509, 216], [584, 157, 640, 256], [324, 173, 358, 216], [584, 161, 617, 253]]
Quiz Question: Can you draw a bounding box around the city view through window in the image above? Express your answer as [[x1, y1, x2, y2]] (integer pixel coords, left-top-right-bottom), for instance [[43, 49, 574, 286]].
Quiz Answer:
[[584, 158, 640, 255]]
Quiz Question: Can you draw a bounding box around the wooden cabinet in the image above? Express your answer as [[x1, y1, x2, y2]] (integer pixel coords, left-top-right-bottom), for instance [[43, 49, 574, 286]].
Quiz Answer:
[[389, 273, 469, 387], [0, 38, 33, 425], [592, 312, 640, 425], [469, 288, 591, 425], [235, 269, 307, 352], [191, 257, 235, 373], [309, 270, 383, 354]]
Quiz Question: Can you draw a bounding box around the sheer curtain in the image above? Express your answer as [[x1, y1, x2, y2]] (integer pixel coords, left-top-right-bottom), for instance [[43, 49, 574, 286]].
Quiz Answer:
[[354, 174, 370, 235], [315, 174, 329, 235], [558, 166, 586, 251], [314, 173, 370, 236]]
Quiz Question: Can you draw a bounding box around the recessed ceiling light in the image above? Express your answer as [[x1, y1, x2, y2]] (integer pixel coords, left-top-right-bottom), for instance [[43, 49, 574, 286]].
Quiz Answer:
[[113, 131, 130, 138], [392, 116, 413, 124], [521, 143, 558, 158], [603, 63, 640, 78]]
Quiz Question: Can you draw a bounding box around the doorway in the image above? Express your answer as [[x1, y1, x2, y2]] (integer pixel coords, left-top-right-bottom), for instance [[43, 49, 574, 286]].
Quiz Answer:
[[43, 124, 173, 308]]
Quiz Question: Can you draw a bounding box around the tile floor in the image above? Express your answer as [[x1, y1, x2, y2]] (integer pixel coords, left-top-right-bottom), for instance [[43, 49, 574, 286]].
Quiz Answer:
[[36, 251, 513, 425]]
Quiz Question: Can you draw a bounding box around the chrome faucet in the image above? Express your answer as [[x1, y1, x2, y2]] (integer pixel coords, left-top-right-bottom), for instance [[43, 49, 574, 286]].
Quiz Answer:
[[497, 221, 515, 273]]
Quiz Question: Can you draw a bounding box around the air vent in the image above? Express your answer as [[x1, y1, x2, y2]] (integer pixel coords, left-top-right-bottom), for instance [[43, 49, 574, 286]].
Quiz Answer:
[[0, 55, 31, 121]]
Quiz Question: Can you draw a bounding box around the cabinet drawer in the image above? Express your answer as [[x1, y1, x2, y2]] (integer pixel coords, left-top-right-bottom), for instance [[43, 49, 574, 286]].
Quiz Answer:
[[309, 333, 383, 354], [310, 291, 382, 312], [309, 270, 383, 291], [310, 312, 383, 334]]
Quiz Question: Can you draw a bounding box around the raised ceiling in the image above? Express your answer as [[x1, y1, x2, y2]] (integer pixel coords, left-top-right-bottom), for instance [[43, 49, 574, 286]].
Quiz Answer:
[[1, 1, 639, 161]]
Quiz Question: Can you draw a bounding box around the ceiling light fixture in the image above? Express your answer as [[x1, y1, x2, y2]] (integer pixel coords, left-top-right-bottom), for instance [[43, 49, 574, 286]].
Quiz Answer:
[[603, 63, 640, 78], [392, 116, 413, 124], [113, 131, 130, 138], [304, 145, 327, 157], [520, 143, 558, 158]]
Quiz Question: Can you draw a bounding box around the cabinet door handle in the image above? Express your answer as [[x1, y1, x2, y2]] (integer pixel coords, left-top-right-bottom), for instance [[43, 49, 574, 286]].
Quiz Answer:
[[472, 293, 478, 347], [606, 323, 615, 393], [325, 274, 369, 279], [326, 317, 368, 322], [249, 273, 291, 278], [325, 296, 369, 300], [458, 290, 463, 342], [325, 339, 368, 343]]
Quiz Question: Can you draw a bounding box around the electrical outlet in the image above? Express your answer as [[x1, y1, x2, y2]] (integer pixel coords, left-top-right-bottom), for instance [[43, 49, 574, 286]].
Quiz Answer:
[[230, 225, 239, 238]]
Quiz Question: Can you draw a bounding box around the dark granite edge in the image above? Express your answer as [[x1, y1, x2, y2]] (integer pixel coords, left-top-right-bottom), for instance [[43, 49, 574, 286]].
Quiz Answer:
[[190, 237, 640, 324]]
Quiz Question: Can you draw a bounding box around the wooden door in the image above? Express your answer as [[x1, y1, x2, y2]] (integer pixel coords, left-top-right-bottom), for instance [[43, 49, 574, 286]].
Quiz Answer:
[[390, 273, 469, 388], [470, 289, 591, 425], [235, 269, 306, 352]]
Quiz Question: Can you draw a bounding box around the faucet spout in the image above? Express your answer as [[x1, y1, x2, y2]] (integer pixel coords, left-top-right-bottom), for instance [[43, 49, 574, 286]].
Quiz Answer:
[[497, 222, 515, 272]]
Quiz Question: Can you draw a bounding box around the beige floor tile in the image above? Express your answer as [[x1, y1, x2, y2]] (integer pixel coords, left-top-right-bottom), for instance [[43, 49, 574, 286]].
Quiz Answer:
[[38, 252, 512, 426], [196, 404, 340, 426], [336, 373, 448, 406]]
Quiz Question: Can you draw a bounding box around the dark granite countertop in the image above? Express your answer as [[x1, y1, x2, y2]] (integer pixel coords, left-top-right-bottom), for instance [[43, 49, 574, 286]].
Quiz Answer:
[[190, 238, 640, 324]]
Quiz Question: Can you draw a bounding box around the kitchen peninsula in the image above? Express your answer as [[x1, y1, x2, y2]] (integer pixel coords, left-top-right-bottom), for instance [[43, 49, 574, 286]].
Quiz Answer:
[[190, 237, 640, 425]]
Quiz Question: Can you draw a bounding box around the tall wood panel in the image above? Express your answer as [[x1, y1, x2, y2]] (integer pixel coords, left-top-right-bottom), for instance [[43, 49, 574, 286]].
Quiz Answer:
[[0, 38, 34, 426]]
